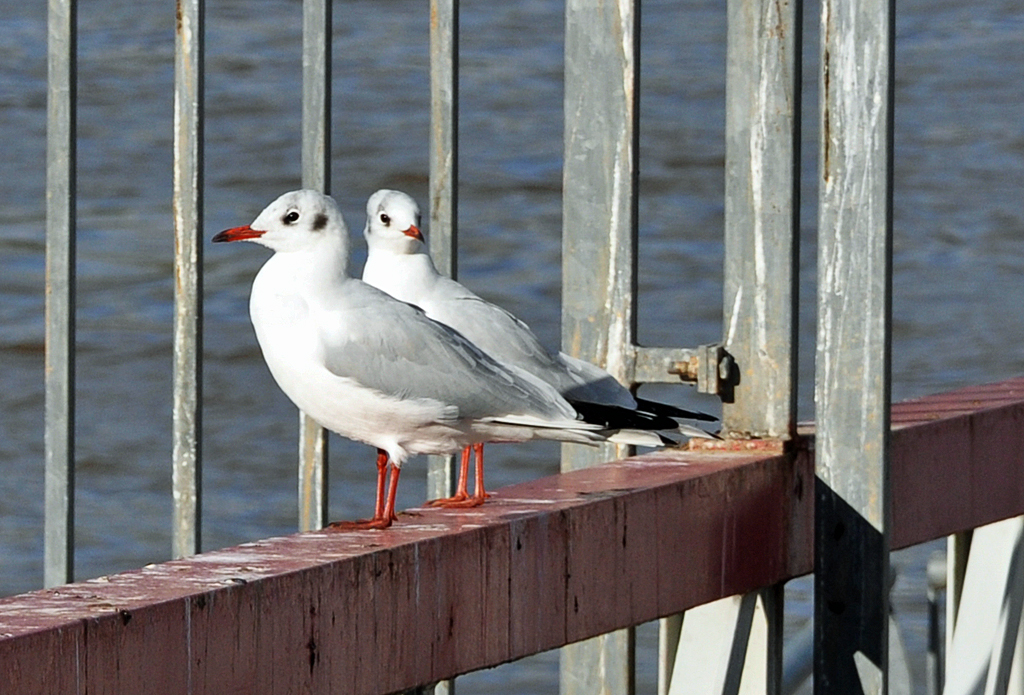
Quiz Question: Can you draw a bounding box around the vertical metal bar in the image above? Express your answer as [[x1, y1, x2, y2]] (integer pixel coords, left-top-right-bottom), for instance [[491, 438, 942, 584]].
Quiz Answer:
[[44, 0, 76, 588], [561, 0, 638, 692], [561, 0, 639, 462], [721, 0, 802, 440], [926, 551, 946, 695], [172, 0, 204, 559], [657, 0, 803, 689], [297, 413, 328, 531], [658, 613, 683, 695], [945, 531, 970, 681], [298, 0, 331, 532], [423, 4, 458, 694], [426, 0, 459, 507], [660, 0, 801, 685], [428, 0, 458, 281], [813, 0, 894, 685], [761, 584, 785, 691]]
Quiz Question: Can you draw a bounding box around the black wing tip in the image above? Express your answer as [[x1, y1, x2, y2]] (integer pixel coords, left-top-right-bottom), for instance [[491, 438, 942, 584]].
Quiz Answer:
[[633, 397, 718, 422], [569, 400, 680, 431]]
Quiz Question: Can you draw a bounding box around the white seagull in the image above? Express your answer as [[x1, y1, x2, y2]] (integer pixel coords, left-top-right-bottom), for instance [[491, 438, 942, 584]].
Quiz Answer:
[[361, 189, 718, 507], [213, 190, 668, 529]]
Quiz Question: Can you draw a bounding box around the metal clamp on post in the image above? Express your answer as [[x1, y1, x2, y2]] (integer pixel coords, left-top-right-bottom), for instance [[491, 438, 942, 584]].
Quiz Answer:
[[667, 342, 734, 398], [698, 342, 735, 398]]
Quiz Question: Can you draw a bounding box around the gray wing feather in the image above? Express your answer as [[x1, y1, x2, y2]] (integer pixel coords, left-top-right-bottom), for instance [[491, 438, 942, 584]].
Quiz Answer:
[[319, 283, 578, 423], [425, 293, 637, 409], [421, 293, 584, 386]]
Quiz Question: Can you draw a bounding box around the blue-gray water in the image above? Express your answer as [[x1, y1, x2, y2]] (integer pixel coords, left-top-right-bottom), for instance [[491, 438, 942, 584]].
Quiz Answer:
[[1, 0, 1022, 690]]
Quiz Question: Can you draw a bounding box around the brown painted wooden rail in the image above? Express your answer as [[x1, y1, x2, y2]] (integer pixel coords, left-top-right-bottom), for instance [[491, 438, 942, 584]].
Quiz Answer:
[[2, 377, 1023, 694]]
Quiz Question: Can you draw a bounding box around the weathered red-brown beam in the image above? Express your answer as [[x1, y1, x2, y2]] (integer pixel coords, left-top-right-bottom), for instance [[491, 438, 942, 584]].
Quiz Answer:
[[890, 377, 1024, 549], [0, 451, 806, 694], [2, 377, 1023, 694]]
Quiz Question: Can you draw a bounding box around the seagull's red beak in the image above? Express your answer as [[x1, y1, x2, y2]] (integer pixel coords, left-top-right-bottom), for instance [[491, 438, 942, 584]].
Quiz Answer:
[[212, 225, 265, 243], [403, 225, 423, 242]]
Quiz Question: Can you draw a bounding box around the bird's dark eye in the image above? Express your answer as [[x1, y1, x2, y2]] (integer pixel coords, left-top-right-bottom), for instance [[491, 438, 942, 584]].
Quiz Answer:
[[283, 210, 300, 224], [379, 213, 391, 226]]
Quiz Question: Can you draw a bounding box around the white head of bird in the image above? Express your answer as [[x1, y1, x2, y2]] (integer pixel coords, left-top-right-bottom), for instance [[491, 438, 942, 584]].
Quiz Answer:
[[214, 189, 349, 258], [363, 189, 424, 255]]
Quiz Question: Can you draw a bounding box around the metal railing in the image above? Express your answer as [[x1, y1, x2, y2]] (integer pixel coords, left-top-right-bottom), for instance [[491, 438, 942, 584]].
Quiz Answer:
[[44, 0, 77, 589], [297, 0, 332, 534], [44, 0, 1023, 693], [171, 0, 204, 562]]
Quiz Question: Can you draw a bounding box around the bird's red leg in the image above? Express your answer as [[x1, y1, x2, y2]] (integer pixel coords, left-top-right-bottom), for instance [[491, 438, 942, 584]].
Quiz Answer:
[[426, 445, 471, 506], [428, 443, 489, 509], [327, 449, 396, 530], [373, 449, 388, 520], [470, 443, 490, 505], [456, 447, 471, 500], [381, 463, 401, 524]]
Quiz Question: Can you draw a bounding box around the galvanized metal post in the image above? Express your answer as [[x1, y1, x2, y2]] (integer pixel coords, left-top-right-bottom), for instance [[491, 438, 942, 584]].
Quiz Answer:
[[721, 0, 801, 442], [814, 0, 894, 686], [426, 0, 459, 507], [297, 0, 331, 532], [44, 0, 77, 588], [422, 4, 459, 693], [172, 0, 204, 560], [561, 0, 639, 445], [659, 0, 800, 688], [561, 0, 638, 692]]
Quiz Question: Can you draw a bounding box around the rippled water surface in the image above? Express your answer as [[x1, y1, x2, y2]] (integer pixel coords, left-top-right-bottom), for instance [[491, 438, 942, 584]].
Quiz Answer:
[[1, 0, 1022, 690]]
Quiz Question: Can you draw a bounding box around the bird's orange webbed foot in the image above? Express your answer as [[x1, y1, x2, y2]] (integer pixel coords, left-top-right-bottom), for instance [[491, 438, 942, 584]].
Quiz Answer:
[[324, 449, 401, 530], [426, 490, 469, 507], [426, 491, 490, 509], [326, 516, 394, 531], [424, 443, 489, 508]]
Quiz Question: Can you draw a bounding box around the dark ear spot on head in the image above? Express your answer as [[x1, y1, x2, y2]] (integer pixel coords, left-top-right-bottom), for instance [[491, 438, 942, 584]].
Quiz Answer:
[[312, 213, 328, 231]]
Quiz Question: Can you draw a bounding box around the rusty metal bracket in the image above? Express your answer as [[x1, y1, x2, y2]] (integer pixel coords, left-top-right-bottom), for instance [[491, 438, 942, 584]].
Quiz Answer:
[[667, 342, 735, 397]]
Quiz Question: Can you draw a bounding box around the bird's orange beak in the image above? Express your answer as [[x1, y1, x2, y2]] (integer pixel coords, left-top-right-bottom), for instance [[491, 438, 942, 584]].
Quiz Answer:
[[403, 225, 423, 242], [213, 225, 265, 243]]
